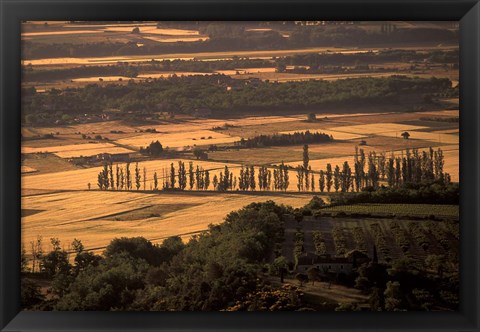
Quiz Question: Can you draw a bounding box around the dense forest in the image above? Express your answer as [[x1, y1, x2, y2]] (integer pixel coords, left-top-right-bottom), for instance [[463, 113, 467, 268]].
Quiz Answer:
[[22, 23, 458, 60], [22, 75, 456, 124]]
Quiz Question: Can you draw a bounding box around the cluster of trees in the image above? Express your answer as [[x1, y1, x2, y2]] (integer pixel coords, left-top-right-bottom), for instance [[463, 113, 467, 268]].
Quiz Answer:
[[94, 160, 289, 193], [353, 256, 458, 311], [22, 75, 456, 124], [239, 131, 332, 148], [95, 160, 214, 192], [139, 140, 163, 156], [22, 202, 304, 311], [314, 146, 451, 194], [96, 162, 142, 191]]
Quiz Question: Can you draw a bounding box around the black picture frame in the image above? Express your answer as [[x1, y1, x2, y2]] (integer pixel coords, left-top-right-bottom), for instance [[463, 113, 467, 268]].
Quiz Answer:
[[1, 1, 479, 331]]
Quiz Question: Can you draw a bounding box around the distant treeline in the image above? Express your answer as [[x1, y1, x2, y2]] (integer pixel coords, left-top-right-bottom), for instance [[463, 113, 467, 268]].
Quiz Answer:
[[22, 75, 456, 125], [22, 24, 458, 60], [277, 49, 459, 71], [23, 49, 458, 83]]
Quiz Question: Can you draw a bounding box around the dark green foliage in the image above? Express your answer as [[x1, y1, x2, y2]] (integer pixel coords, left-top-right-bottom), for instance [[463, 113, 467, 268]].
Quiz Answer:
[[21, 278, 45, 309], [241, 131, 332, 148], [43, 202, 292, 311], [55, 252, 150, 310], [104, 237, 182, 267], [329, 181, 459, 206], [23, 75, 454, 125], [141, 140, 163, 156]]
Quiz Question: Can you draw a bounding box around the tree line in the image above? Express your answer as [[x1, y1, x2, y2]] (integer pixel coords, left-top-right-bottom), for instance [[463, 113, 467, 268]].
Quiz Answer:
[[23, 75, 456, 125], [307, 146, 450, 194], [238, 131, 332, 148], [94, 145, 451, 193]]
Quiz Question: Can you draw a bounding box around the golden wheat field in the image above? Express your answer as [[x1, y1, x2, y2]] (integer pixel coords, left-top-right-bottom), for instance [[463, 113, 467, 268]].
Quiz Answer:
[[22, 190, 315, 252], [137, 72, 213, 79], [143, 36, 209, 43], [432, 128, 459, 135], [380, 131, 459, 145], [71, 76, 133, 82], [21, 166, 37, 174], [115, 130, 241, 149], [22, 30, 101, 37], [22, 142, 106, 154], [215, 67, 277, 75], [328, 123, 428, 135]]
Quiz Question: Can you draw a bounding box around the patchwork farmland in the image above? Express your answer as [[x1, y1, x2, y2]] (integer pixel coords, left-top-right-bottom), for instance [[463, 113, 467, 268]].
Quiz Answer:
[[22, 107, 460, 251], [20, 21, 460, 312]]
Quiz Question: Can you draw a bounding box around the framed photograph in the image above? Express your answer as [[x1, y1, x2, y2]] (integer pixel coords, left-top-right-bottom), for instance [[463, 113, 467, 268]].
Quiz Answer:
[[1, 0, 479, 331]]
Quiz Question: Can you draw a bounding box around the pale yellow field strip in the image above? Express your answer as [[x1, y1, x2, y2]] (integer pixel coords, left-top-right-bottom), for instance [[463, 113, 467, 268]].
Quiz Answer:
[[432, 129, 459, 135], [21, 166, 37, 174], [71, 76, 132, 82], [103, 27, 200, 35], [248, 72, 405, 83], [21, 47, 367, 66], [134, 116, 306, 135], [22, 191, 315, 251], [137, 72, 213, 78], [279, 129, 366, 140], [143, 36, 209, 43], [66, 23, 158, 29], [22, 143, 134, 157], [22, 30, 101, 37], [418, 110, 459, 117], [22, 142, 114, 154], [380, 131, 459, 145], [54, 146, 134, 158], [328, 123, 428, 135], [23, 43, 458, 67], [215, 67, 277, 75], [116, 130, 240, 149]]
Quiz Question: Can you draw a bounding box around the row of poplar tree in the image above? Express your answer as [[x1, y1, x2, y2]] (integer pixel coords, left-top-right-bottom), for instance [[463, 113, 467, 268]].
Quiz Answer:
[[95, 145, 450, 192], [299, 145, 450, 193], [95, 160, 290, 192]]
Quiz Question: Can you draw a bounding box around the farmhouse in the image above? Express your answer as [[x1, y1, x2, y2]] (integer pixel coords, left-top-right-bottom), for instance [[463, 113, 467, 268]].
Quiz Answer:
[[297, 253, 353, 274]]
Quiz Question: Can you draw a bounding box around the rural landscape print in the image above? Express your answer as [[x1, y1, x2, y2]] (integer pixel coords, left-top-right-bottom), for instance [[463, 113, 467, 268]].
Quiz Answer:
[[21, 21, 459, 311]]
